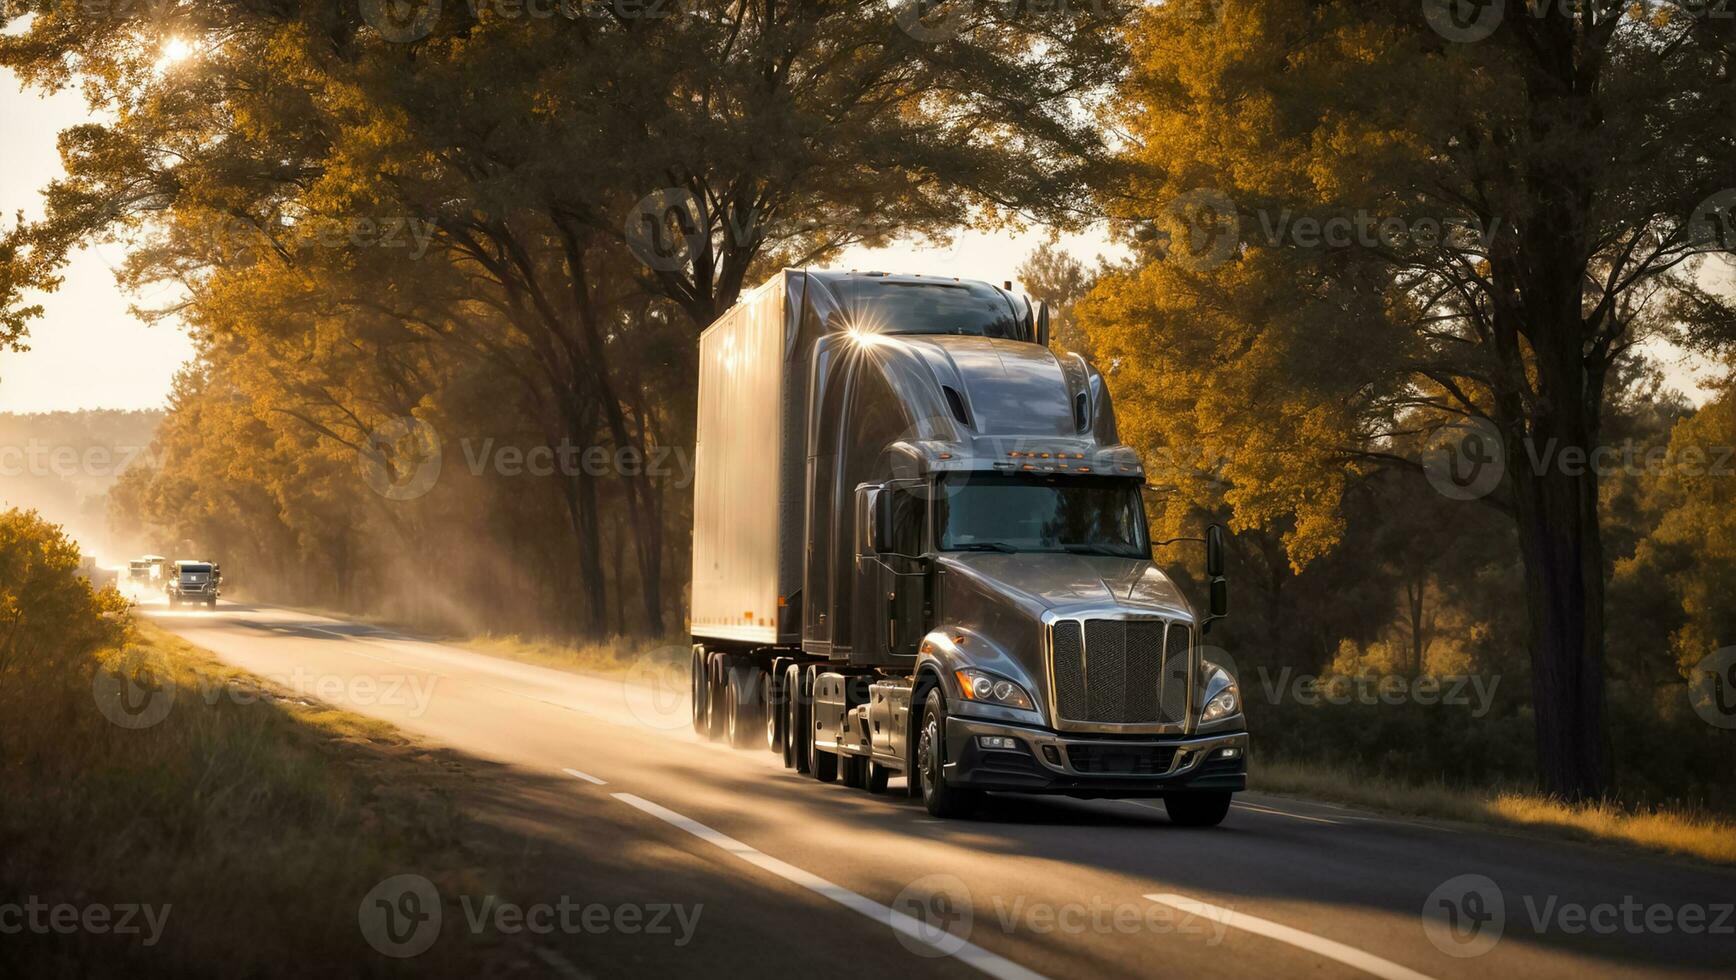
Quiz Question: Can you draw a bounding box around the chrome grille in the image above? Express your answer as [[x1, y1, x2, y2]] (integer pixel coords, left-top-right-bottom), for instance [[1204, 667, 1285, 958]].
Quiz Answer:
[[1048, 617, 1191, 730]]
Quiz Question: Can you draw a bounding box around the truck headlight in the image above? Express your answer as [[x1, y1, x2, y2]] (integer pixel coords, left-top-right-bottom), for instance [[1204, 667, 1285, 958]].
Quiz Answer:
[[954, 669, 1034, 711], [1199, 662, 1241, 723]]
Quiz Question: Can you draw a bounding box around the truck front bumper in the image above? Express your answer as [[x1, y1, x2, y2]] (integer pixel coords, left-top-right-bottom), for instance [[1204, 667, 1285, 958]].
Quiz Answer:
[[943, 716, 1247, 798]]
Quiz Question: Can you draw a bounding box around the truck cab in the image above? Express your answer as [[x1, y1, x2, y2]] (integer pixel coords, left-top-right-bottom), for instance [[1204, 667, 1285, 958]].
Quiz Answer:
[[690, 270, 1246, 825], [166, 560, 221, 608]]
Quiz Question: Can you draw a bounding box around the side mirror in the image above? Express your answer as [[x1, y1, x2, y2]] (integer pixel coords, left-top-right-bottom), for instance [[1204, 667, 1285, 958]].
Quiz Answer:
[[873, 487, 896, 554], [1209, 577, 1229, 621], [1205, 523, 1226, 578], [1035, 300, 1052, 348], [1203, 522, 1228, 632]]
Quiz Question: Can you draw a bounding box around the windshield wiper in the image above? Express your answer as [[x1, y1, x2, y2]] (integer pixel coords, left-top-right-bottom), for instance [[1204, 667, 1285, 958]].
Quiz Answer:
[[950, 542, 1017, 553]]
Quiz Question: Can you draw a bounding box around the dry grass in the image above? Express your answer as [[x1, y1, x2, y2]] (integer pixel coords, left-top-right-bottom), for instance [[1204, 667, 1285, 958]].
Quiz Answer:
[[1254, 756, 1736, 865], [0, 618, 515, 976], [458, 632, 688, 676]]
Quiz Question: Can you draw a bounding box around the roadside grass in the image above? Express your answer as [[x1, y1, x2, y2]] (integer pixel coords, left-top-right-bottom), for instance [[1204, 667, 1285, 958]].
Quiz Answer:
[[459, 632, 688, 676], [1253, 755, 1736, 866], [0, 618, 517, 976]]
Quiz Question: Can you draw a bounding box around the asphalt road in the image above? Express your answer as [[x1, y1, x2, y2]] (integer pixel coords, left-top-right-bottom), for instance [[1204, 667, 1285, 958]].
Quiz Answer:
[[146, 600, 1735, 979]]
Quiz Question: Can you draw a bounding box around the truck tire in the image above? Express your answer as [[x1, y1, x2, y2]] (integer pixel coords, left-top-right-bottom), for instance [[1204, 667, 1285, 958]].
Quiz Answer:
[[916, 689, 981, 818], [805, 667, 837, 783], [706, 653, 727, 742], [840, 752, 868, 789], [725, 657, 762, 749], [1163, 792, 1232, 827], [787, 664, 810, 773], [764, 662, 783, 753], [866, 761, 891, 794], [691, 648, 708, 736]]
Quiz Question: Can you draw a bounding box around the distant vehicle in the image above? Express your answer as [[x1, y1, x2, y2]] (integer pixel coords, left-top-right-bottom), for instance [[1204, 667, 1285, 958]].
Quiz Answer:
[[689, 270, 1245, 825], [166, 560, 221, 608], [128, 555, 169, 586]]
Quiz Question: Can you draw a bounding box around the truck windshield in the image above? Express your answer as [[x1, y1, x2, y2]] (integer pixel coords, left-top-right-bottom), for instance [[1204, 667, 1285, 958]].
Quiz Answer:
[[830, 279, 1027, 339], [181, 565, 212, 574], [934, 474, 1149, 558]]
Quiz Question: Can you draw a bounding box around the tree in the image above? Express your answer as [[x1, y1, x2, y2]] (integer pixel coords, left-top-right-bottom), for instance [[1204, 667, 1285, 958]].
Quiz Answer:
[[1082, 0, 1736, 799], [1, 0, 1133, 635]]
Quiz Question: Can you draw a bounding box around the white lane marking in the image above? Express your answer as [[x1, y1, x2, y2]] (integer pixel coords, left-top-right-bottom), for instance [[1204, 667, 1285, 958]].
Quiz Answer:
[[1143, 894, 1437, 980], [562, 768, 608, 785], [1232, 801, 1344, 826], [611, 792, 1047, 980], [307, 626, 350, 637]]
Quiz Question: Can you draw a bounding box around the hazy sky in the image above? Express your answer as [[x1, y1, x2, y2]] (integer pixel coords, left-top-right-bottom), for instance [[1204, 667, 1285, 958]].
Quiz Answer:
[[0, 72, 1725, 414]]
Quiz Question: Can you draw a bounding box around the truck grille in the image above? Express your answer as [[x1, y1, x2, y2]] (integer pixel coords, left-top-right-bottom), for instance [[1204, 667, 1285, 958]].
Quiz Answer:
[[1065, 743, 1178, 775], [1049, 618, 1191, 729]]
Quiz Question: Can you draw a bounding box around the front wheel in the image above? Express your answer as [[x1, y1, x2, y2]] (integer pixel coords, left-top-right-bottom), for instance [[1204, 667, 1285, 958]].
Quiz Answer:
[[1163, 792, 1233, 827], [916, 689, 981, 818]]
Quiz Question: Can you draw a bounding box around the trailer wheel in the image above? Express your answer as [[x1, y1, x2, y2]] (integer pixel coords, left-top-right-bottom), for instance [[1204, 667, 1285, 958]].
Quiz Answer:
[[706, 653, 727, 742], [764, 662, 783, 753], [805, 667, 837, 783], [1163, 792, 1232, 828], [866, 762, 891, 795], [725, 657, 763, 749], [691, 647, 708, 736], [917, 689, 981, 818], [787, 664, 810, 773], [840, 752, 867, 789]]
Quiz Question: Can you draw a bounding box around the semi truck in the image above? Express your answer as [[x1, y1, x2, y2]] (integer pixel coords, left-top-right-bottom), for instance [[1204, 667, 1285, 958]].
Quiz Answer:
[[689, 270, 1247, 825], [167, 560, 221, 608]]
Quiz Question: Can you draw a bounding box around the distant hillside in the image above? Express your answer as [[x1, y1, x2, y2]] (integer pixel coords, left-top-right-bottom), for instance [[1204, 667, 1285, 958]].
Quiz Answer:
[[0, 409, 166, 564]]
